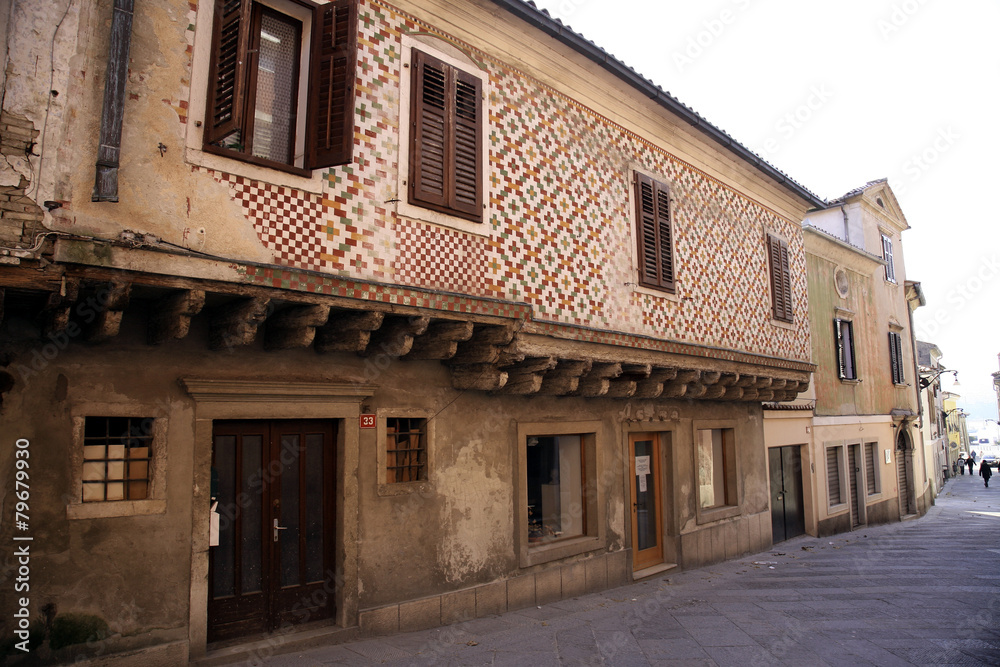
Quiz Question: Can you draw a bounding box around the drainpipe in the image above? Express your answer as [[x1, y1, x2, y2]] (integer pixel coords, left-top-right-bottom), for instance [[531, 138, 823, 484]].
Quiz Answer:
[[840, 205, 850, 245], [92, 0, 134, 202]]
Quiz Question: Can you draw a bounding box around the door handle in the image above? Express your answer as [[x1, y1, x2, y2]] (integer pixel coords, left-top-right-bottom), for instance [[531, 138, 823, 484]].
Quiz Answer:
[[776, 493, 784, 500], [273, 518, 288, 542]]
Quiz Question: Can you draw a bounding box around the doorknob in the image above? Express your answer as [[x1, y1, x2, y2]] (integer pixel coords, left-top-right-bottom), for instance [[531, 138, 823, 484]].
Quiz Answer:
[[273, 518, 288, 542]]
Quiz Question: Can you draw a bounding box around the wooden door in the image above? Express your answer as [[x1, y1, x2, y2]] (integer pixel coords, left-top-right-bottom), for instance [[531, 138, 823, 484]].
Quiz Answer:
[[209, 420, 336, 642], [629, 433, 663, 571]]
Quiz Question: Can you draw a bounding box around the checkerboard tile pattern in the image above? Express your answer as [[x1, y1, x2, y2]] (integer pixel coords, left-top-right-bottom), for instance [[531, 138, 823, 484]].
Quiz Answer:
[[395, 219, 490, 296], [188, 0, 811, 364], [202, 170, 327, 269]]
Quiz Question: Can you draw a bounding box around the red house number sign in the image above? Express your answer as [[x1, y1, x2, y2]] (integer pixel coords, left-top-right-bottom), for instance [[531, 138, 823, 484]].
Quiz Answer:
[[359, 414, 376, 429]]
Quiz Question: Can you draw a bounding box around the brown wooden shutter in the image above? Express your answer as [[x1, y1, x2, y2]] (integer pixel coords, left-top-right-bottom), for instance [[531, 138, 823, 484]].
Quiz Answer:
[[451, 66, 483, 218], [204, 0, 252, 145], [307, 0, 356, 169], [634, 172, 675, 291], [410, 50, 449, 209], [826, 447, 841, 505], [767, 234, 792, 322], [889, 332, 904, 384], [409, 50, 482, 221]]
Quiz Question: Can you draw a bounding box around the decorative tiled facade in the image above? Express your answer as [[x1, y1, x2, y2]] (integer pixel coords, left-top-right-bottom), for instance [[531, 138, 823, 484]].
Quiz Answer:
[[190, 0, 810, 363]]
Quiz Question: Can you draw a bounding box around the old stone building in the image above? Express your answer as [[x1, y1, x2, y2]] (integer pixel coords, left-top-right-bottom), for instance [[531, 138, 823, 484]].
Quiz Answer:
[[0, 0, 820, 662]]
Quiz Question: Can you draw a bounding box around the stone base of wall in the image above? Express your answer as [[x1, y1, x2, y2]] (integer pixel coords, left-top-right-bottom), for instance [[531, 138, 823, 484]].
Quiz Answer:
[[865, 497, 901, 526], [679, 510, 773, 569], [358, 550, 630, 636], [817, 512, 852, 537]]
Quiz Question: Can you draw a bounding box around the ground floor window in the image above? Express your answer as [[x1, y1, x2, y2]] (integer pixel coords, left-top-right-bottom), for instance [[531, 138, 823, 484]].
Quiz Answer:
[[864, 442, 880, 495], [385, 417, 427, 483], [826, 445, 845, 507], [526, 434, 586, 544], [82, 416, 153, 501], [696, 428, 736, 509]]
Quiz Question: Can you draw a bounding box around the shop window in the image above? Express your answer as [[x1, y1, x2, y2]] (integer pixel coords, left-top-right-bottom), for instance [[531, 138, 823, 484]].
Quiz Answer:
[[696, 428, 736, 509], [526, 434, 586, 545], [826, 445, 846, 507], [81, 416, 153, 502]]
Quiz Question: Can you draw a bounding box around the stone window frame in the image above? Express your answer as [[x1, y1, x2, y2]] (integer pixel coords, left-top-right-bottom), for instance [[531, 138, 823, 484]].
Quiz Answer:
[[515, 420, 606, 568], [692, 419, 741, 524], [66, 402, 169, 520], [825, 442, 849, 513]]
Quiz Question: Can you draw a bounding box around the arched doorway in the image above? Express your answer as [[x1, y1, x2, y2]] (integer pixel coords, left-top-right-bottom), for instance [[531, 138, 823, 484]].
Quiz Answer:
[[896, 428, 915, 516]]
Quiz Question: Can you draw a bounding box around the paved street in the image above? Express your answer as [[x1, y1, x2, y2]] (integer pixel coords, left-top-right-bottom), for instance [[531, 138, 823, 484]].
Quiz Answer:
[[263, 474, 1000, 666]]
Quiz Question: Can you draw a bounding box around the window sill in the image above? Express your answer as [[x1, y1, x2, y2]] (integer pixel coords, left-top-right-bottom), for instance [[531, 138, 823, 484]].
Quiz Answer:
[[66, 499, 167, 520], [769, 318, 797, 331], [839, 378, 862, 385], [377, 480, 432, 497], [520, 534, 602, 568], [827, 502, 849, 515], [695, 504, 741, 525], [185, 145, 326, 196], [632, 283, 680, 303]]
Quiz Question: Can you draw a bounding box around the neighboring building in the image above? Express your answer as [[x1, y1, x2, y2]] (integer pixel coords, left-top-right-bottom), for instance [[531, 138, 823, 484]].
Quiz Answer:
[[790, 179, 928, 538], [0, 0, 819, 661], [916, 340, 948, 486], [993, 353, 1000, 420], [941, 392, 967, 467]]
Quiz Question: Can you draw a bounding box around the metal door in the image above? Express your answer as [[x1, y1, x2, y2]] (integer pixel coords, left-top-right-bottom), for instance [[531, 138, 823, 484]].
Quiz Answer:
[[208, 420, 336, 642], [769, 445, 805, 543]]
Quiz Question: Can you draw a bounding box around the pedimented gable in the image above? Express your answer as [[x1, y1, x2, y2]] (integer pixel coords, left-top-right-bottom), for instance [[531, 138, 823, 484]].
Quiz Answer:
[[862, 182, 909, 231]]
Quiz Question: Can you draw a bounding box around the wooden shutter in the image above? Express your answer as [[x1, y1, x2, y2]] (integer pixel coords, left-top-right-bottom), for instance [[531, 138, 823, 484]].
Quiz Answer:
[[204, 0, 252, 144], [834, 319, 845, 379], [888, 332, 904, 384], [307, 0, 356, 169], [768, 234, 793, 322], [451, 67, 483, 218], [635, 173, 675, 291], [826, 447, 841, 505], [882, 235, 895, 282], [409, 50, 482, 221], [864, 443, 877, 495]]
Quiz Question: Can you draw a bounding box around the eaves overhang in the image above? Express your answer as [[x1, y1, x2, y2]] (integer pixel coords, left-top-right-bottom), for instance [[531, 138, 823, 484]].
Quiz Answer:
[[486, 0, 827, 210]]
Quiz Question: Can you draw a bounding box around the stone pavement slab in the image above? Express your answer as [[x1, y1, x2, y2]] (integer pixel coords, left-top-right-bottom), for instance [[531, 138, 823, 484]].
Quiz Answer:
[[258, 475, 999, 665]]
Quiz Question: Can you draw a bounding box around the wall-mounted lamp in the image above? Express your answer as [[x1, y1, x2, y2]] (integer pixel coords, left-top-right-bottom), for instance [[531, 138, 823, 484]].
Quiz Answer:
[[919, 368, 959, 389]]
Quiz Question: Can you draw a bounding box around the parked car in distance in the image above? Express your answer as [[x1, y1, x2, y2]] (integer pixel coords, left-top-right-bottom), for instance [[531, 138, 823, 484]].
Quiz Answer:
[[980, 454, 999, 469]]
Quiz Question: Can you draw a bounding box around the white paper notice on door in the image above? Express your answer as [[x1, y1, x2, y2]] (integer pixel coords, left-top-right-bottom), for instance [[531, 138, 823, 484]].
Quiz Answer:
[[639, 475, 647, 493], [635, 456, 651, 476]]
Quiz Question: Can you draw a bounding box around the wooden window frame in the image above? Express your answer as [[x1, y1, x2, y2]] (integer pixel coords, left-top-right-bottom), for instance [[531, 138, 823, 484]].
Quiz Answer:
[[407, 48, 484, 222], [202, 0, 356, 175], [515, 421, 604, 568], [633, 172, 676, 293], [695, 427, 738, 514], [767, 233, 794, 323], [888, 331, 905, 385], [384, 416, 427, 484], [834, 318, 857, 381], [881, 233, 896, 283], [81, 416, 153, 502]]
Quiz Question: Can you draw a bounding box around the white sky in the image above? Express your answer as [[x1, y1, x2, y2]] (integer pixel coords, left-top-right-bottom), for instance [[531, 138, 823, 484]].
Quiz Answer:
[[530, 0, 1000, 431]]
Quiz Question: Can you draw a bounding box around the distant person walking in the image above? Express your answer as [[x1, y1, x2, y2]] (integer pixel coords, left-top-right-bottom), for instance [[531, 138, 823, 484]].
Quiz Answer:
[[981, 461, 992, 488], [968, 456, 975, 476]]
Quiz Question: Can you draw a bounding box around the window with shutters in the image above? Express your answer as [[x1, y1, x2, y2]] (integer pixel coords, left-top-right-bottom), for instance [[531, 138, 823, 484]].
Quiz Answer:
[[864, 442, 880, 495], [633, 172, 676, 292], [201, 0, 356, 175], [826, 445, 846, 508], [406, 49, 484, 222], [888, 331, 905, 385], [881, 234, 896, 282], [766, 234, 793, 323], [834, 318, 857, 381]]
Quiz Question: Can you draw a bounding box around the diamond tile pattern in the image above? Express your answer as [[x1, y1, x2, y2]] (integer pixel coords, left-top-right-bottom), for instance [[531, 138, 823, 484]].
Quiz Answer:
[[191, 0, 810, 363]]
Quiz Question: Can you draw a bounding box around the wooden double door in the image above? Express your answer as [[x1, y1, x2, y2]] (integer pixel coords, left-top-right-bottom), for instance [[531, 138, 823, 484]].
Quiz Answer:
[[209, 420, 337, 642]]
